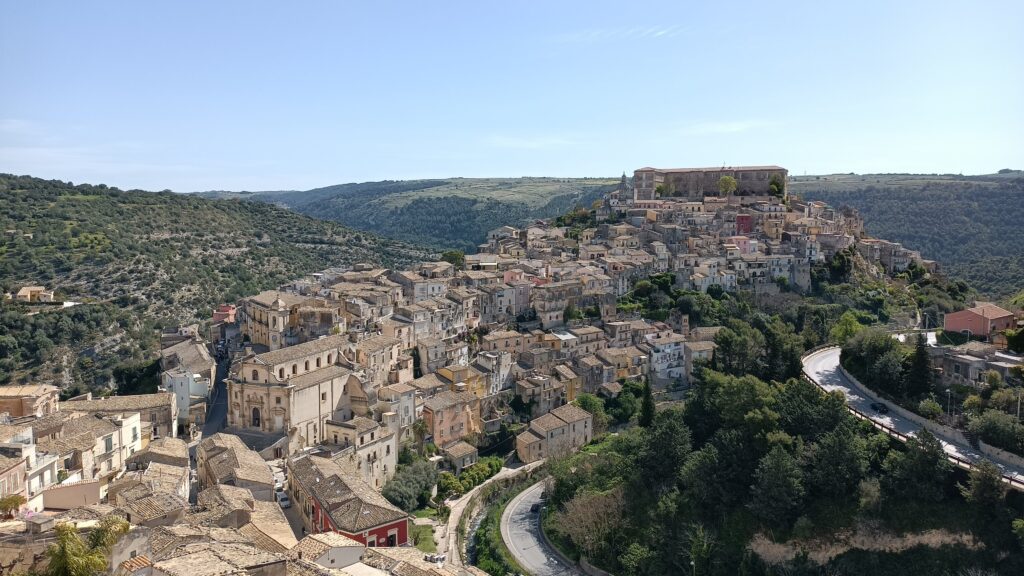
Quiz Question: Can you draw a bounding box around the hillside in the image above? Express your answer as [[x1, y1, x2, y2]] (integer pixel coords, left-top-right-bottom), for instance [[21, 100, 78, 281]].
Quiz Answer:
[[0, 174, 433, 390], [792, 172, 1024, 298], [202, 177, 619, 252], [1, 174, 433, 321]]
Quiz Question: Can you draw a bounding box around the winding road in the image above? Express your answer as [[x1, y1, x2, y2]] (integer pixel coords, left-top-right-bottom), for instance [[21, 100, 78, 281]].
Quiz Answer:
[[802, 346, 1024, 488], [501, 481, 581, 576]]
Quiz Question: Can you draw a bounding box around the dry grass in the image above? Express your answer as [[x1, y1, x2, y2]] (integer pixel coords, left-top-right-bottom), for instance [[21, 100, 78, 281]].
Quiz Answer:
[[749, 520, 982, 566]]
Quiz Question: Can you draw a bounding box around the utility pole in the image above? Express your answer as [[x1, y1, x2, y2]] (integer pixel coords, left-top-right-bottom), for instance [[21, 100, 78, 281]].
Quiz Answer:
[[947, 389, 952, 418]]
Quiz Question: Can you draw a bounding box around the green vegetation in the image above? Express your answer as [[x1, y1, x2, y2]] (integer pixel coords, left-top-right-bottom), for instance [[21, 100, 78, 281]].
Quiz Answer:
[[796, 174, 1024, 297], [43, 516, 129, 576], [411, 524, 437, 553], [204, 177, 619, 252], [436, 456, 504, 499], [0, 299, 158, 390], [0, 174, 431, 392], [545, 371, 1024, 575], [473, 496, 526, 576], [381, 460, 440, 512]]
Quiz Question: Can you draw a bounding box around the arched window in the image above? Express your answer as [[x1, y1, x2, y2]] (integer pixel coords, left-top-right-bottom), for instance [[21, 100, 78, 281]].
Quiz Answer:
[[291, 364, 297, 375], [327, 354, 333, 364], [251, 370, 259, 382], [252, 407, 261, 428], [278, 368, 285, 379], [316, 357, 321, 368], [304, 360, 309, 371]]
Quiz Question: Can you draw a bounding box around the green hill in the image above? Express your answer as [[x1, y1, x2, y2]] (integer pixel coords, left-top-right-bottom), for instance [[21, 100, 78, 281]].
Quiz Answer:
[[202, 177, 620, 251], [0, 174, 433, 390], [793, 173, 1024, 298]]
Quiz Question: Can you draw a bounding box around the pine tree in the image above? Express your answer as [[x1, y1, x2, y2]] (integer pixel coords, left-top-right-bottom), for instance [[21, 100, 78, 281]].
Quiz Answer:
[[640, 380, 656, 427], [907, 332, 932, 397]]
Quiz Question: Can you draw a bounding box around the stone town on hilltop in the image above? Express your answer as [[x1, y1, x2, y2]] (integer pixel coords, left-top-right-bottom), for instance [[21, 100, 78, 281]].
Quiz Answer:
[[0, 165, 1020, 576]]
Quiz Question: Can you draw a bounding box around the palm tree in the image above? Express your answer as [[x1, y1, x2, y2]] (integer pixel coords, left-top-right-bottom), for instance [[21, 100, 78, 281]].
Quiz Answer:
[[44, 516, 129, 576], [0, 494, 26, 518], [412, 419, 429, 455]]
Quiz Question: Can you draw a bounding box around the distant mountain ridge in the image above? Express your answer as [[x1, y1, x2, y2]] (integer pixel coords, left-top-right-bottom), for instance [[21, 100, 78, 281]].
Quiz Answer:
[[199, 177, 620, 251]]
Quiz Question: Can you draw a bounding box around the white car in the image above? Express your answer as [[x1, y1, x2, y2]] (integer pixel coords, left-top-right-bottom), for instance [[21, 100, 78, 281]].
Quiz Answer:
[[276, 491, 291, 509]]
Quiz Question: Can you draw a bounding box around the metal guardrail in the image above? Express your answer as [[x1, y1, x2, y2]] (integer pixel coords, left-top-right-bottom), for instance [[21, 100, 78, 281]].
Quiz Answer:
[[800, 348, 1024, 491]]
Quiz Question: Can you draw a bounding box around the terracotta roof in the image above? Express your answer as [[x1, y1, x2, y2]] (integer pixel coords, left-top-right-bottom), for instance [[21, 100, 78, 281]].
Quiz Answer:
[[443, 441, 478, 460], [289, 532, 363, 560], [0, 384, 58, 397], [289, 455, 408, 534], [63, 392, 174, 412], [119, 555, 153, 573], [531, 413, 566, 433], [550, 403, 591, 424], [423, 390, 477, 412], [255, 335, 349, 367]]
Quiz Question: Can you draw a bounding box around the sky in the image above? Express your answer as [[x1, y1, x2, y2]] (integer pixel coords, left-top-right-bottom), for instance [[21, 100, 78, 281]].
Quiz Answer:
[[1, 1, 1022, 191]]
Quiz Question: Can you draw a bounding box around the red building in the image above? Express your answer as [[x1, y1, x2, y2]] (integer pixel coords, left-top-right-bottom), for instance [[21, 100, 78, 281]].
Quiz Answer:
[[288, 453, 410, 547], [943, 304, 1015, 339], [736, 214, 753, 235]]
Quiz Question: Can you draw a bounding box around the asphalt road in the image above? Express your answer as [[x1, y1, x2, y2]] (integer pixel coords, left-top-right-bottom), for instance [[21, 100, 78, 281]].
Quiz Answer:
[[500, 481, 581, 576], [803, 346, 1024, 485]]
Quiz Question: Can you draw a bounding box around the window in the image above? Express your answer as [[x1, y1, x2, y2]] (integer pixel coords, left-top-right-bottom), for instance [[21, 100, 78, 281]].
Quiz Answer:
[[316, 358, 321, 368], [291, 364, 298, 375], [304, 360, 309, 371], [252, 370, 259, 381], [104, 435, 113, 453], [321, 392, 327, 402], [275, 397, 281, 405], [333, 434, 338, 444], [386, 445, 390, 456], [327, 354, 333, 364], [279, 368, 285, 379]]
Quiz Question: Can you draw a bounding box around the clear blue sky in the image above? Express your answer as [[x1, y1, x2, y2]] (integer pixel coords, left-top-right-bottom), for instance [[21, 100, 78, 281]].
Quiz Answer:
[[2, 1, 1022, 191]]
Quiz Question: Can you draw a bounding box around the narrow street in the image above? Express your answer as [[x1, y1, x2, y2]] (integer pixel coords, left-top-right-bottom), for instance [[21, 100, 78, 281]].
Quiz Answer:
[[202, 356, 230, 438]]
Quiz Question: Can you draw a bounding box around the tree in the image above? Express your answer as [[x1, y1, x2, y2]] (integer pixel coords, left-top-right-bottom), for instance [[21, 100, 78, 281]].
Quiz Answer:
[[383, 461, 439, 512], [749, 446, 805, 526], [918, 397, 943, 420], [412, 419, 428, 455], [881, 429, 951, 502], [829, 311, 865, 344], [804, 424, 868, 499], [619, 543, 655, 576], [438, 472, 464, 500], [574, 393, 609, 434], [769, 174, 785, 198], [553, 487, 624, 560], [0, 494, 25, 518], [639, 380, 656, 427], [959, 459, 1007, 513], [906, 332, 933, 397], [717, 176, 737, 197], [713, 320, 765, 377], [44, 516, 129, 576], [440, 250, 465, 269]]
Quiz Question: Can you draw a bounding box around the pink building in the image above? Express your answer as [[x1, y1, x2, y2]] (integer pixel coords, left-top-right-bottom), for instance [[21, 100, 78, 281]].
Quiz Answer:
[[212, 304, 236, 324], [944, 304, 1015, 338]]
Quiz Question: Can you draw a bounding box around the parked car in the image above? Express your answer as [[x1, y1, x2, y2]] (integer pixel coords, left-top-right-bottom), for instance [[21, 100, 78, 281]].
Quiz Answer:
[[277, 492, 291, 508], [870, 402, 889, 414]]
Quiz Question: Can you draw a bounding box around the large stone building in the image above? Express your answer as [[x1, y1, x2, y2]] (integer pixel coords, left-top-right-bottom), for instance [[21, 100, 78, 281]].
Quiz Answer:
[[633, 166, 788, 201], [226, 335, 368, 447]]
